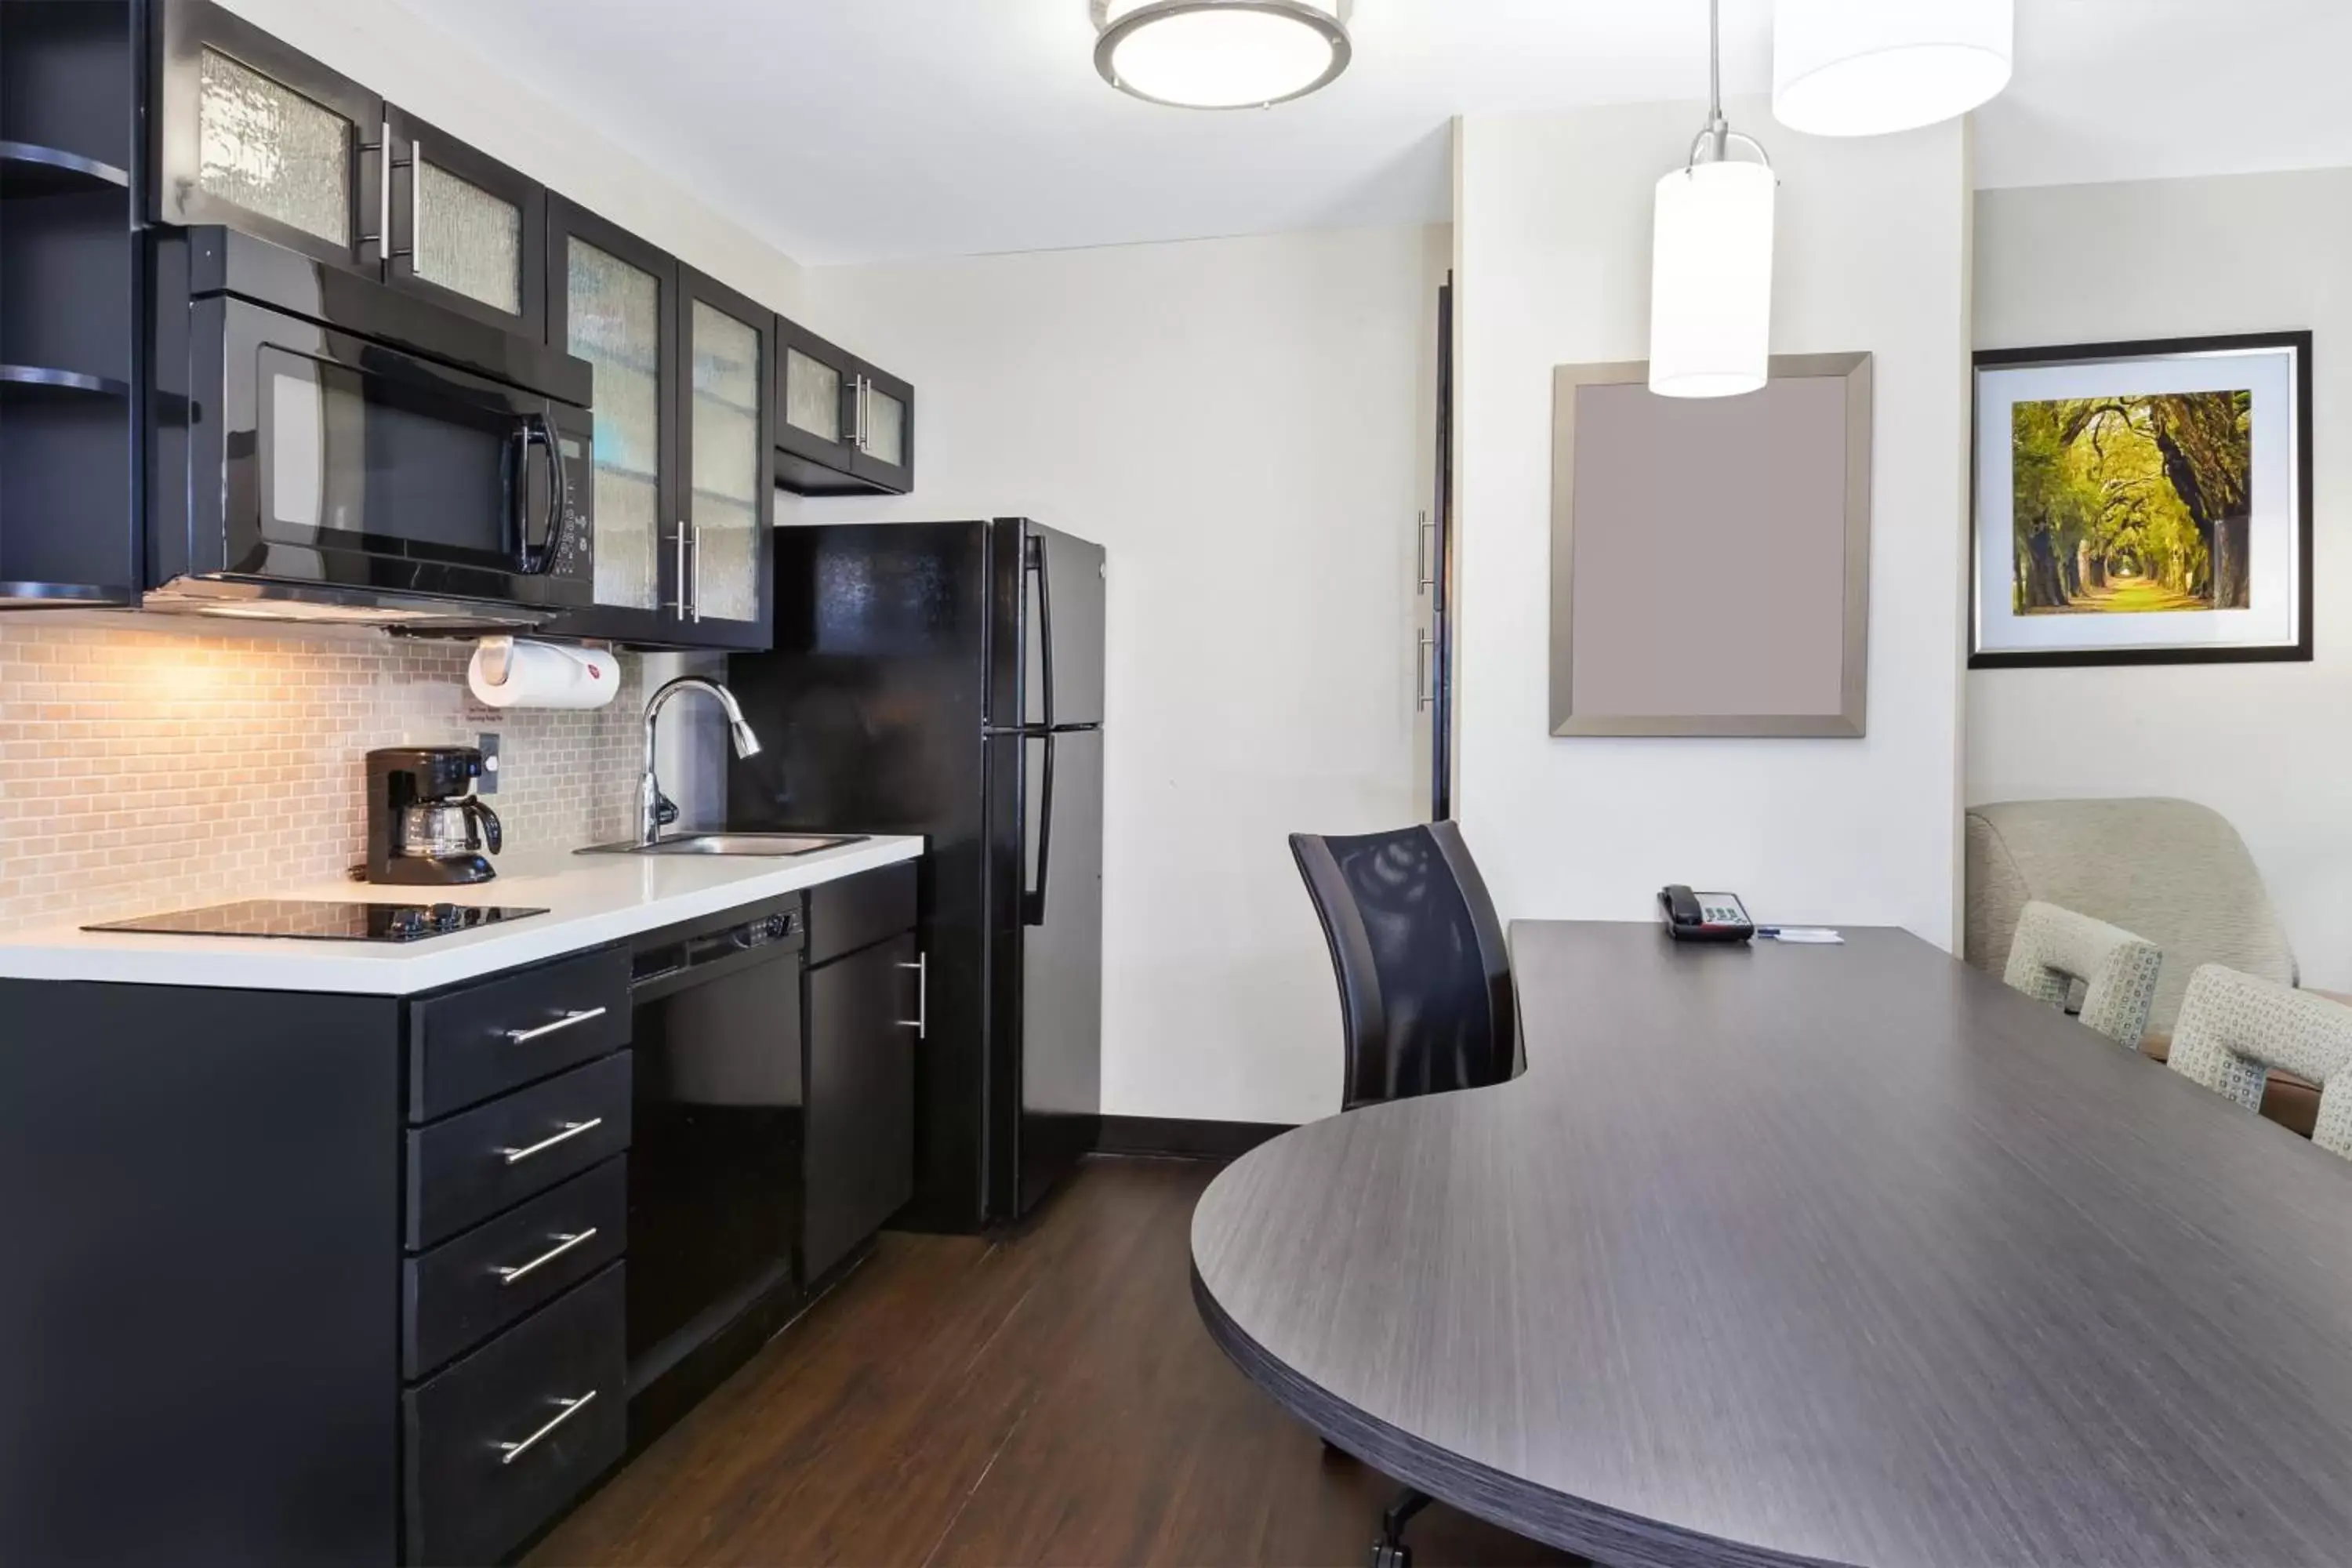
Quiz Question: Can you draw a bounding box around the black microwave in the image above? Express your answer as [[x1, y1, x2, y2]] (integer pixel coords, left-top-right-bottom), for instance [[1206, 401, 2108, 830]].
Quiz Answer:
[[149, 227, 594, 627]]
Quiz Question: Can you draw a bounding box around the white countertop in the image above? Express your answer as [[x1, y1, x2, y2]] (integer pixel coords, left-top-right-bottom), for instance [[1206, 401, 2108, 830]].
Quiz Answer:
[[0, 836, 925, 995]]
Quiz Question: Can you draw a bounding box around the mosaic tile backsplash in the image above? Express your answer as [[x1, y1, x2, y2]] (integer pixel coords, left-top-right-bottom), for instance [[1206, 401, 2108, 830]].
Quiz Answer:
[[0, 620, 645, 932]]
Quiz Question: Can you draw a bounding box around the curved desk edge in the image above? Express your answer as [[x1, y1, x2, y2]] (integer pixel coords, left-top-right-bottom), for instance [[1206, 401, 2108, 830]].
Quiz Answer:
[[1189, 1256, 1838, 1568]]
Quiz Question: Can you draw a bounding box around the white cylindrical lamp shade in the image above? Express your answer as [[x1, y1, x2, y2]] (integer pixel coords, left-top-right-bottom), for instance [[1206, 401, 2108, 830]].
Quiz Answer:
[[1649, 160, 1775, 399], [1773, 0, 2013, 137]]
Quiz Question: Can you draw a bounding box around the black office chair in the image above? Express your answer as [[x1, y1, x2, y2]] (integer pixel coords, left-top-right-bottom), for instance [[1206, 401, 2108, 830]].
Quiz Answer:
[[1289, 822, 1523, 1566], [1290, 821, 1519, 1112]]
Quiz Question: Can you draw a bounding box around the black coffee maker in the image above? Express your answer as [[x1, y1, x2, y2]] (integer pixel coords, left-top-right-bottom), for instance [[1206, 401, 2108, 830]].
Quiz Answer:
[[365, 746, 503, 884]]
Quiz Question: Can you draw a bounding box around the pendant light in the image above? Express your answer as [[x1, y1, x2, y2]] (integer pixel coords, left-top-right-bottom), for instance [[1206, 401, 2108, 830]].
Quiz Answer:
[[1650, 0, 1776, 399], [1091, 0, 1352, 111], [1773, 0, 2014, 137]]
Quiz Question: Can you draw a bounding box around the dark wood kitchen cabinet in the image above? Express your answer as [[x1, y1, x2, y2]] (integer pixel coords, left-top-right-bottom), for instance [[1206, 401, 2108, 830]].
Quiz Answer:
[[541, 198, 774, 649], [774, 312, 915, 496], [151, 0, 547, 339], [803, 862, 921, 1279], [381, 104, 548, 337], [805, 930, 920, 1279], [151, 0, 383, 277], [0, 946, 635, 1567], [0, 0, 144, 607]]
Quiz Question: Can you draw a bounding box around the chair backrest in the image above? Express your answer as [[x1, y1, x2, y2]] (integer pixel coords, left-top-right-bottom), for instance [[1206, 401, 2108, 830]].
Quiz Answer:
[[2169, 964, 2352, 1160], [1965, 797, 2295, 1040], [1289, 822, 1516, 1112], [2001, 900, 2164, 1050]]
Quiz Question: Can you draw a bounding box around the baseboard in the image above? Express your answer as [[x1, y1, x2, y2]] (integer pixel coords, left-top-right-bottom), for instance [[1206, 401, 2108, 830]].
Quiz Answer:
[[1094, 1115, 1297, 1162]]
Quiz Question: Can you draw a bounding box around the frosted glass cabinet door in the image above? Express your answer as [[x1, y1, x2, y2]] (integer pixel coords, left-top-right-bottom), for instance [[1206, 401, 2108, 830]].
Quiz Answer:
[[564, 238, 666, 613], [848, 361, 916, 493], [783, 349, 844, 445], [688, 299, 764, 626], [387, 109, 547, 335], [680, 268, 771, 644], [865, 387, 907, 468], [772, 317, 861, 484], [156, 0, 382, 274], [197, 49, 352, 245]]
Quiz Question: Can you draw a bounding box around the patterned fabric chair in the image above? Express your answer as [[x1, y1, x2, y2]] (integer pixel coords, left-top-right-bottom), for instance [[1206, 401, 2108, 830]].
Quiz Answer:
[[1965, 797, 2329, 1137], [2001, 901, 2164, 1050], [2167, 965, 2352, 1159]]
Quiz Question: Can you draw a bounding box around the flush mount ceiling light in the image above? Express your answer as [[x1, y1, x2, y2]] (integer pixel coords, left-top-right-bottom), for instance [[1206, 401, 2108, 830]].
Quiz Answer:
[[1091, 0, 1352, 110], [1773, 0, 2014, 137], [1650, 0, 1777, 399]]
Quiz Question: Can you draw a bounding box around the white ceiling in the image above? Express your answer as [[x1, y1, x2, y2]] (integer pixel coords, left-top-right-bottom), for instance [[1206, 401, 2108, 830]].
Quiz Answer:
[[398, 0, 2352, 266]]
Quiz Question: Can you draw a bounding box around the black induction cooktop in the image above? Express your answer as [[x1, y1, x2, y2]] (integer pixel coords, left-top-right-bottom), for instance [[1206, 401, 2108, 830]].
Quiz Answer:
[[86, 899, 548, 943]]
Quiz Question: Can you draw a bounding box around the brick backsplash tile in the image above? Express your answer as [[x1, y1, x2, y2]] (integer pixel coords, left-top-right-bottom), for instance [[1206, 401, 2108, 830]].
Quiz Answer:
[[0, 622, 644, 931]]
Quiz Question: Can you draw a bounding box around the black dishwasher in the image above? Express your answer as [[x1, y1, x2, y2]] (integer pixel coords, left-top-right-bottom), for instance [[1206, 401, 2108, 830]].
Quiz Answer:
[[624, 896, 804, 1425]]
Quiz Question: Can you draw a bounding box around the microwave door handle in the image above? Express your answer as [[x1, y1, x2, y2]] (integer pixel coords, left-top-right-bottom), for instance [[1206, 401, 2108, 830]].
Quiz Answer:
[[510, 415, 561, 575]]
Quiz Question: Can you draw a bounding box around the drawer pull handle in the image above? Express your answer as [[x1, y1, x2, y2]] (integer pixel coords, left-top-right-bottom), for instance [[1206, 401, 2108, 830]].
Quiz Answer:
[[499, 1118, 603, 1165], [494, 1228, 600, 1286], [496, 1389, 597, 1465], [505, 1006, 608, 1044]]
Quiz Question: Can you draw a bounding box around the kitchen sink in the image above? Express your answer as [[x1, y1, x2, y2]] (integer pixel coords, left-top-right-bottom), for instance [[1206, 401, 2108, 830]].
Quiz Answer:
[[576, 833, 868, 858]]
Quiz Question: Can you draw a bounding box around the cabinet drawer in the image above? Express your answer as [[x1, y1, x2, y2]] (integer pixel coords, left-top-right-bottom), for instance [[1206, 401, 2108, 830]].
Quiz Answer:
[[408, 946, 630, 1123], [407, 1054, 632, 1250], [403, 1264, 626, 1568], [808, 862, 917, 966], [404, 1156, 627, 1380]]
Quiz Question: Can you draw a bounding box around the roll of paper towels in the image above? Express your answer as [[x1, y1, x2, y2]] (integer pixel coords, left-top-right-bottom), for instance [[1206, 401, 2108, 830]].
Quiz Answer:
[[467, 638, 621, 710]]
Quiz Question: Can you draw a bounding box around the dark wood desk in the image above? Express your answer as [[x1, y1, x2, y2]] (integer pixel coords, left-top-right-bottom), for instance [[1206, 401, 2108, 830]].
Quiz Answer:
[[1192, 923, 2352, 1568]]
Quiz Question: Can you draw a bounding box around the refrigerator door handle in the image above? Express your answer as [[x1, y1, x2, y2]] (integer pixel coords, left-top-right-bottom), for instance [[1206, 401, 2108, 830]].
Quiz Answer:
[[1022, 731, 1056, 927], [1027, 532, 1055, 730]]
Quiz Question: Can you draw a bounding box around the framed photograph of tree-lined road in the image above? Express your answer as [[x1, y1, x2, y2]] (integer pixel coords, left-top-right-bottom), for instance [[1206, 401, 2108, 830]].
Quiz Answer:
[[1970, 332, 2311, 667]]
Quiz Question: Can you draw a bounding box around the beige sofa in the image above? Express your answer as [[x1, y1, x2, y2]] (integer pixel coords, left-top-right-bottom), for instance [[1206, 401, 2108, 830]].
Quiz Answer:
[[1965, 797, 2322, 1136]]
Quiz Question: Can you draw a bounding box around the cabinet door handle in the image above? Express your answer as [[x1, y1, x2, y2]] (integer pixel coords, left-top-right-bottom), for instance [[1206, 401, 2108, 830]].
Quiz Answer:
[[497, 1390, 597, 1465], [1415, 632, 1436, 713], [404, 138, 423, 263], [689, 519, 703, 623], [1416, 510, 1436, 595], [672, 520, 690, 617], [499, 1117, 602, 1166], [505, 1007, 607, 1045], [898, 953, 927, 1037], [494, 1228, 599, 1286], [361, 120, 391, 255]]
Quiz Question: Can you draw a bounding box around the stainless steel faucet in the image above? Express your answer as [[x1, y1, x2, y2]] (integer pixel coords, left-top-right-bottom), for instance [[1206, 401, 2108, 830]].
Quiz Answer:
[[639, 677, 764, 846]]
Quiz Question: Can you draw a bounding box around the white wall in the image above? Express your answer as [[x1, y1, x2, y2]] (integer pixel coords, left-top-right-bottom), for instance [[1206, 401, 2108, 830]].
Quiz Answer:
[[1969, 169, 2352, 987], [794, 226, 1446, 1125], [222, 0, 805, 316], [1453, 103, 1972, 944]]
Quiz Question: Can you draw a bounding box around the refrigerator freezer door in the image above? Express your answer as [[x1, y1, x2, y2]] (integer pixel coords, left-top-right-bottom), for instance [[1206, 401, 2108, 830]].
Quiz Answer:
[[1021, 522, 1106, 730]]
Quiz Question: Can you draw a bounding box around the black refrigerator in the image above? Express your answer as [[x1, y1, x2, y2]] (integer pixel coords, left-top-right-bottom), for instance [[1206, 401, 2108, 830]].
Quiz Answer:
[[728, 519, 1104, 1233]]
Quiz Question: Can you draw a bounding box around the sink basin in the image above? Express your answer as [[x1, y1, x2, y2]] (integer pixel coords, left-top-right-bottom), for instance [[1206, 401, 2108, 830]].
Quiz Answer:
[[576, 833, 868, 858]]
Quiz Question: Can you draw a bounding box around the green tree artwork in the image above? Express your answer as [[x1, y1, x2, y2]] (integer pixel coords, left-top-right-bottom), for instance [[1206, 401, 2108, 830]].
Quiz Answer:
[[2009, 390, 2252, 614]]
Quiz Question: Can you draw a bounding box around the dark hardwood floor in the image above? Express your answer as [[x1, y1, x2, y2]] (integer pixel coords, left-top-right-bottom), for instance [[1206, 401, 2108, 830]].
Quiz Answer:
[[534, 1156, 1574, 1566]]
